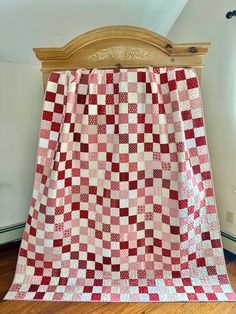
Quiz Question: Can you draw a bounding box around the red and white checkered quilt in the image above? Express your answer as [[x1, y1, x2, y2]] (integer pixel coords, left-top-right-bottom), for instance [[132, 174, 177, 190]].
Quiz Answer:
[[5, 67, 236, 302]]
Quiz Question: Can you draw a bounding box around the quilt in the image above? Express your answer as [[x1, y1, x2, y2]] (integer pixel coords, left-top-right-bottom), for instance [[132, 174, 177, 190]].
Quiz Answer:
[[4, 67, 236, 302]]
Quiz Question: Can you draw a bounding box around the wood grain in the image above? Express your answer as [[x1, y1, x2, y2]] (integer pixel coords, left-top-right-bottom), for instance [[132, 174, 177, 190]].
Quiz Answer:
[[33, 25, 210, 87], [0, 242, 235, 314]]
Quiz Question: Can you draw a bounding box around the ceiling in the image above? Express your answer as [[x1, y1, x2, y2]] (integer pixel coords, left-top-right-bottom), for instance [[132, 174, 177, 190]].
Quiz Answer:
[[0, 0, 188, 65]]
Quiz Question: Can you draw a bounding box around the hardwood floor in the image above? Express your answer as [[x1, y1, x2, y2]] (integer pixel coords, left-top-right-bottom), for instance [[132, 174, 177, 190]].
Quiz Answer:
[[0, 242, 235, 314]]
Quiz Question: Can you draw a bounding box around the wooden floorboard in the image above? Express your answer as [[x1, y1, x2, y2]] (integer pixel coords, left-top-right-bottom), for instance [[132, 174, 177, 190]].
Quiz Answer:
[[0, 241, 235, 314]]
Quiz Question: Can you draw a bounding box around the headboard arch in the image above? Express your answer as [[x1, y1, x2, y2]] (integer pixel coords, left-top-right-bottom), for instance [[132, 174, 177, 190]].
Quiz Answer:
[[33, 25, 210, 87]]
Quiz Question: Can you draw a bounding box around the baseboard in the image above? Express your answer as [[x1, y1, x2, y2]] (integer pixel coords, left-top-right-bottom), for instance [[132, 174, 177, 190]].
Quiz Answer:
[[221, 230, 236, 255], [0, 222, 25, 246]]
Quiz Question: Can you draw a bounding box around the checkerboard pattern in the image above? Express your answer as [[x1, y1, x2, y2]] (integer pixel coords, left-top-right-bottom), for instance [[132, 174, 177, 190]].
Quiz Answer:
[[4, 67, 236, 302]]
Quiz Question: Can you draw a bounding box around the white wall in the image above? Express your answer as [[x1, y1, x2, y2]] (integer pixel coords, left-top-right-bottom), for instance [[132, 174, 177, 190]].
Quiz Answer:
[[168, 0, 236, 236], [0, 0, 188, 64], [0, 62, 43, 227]]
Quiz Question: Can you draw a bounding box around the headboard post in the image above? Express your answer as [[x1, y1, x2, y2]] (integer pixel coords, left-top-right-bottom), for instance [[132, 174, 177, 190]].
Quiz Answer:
[[33, 25, 210, 88]]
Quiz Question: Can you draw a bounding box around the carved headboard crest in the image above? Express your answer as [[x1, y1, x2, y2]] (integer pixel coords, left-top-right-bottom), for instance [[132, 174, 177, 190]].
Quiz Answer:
[[33, 25, 210, 87]]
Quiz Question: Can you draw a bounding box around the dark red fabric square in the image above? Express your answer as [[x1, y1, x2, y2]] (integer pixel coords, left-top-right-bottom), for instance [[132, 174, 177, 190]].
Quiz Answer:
[[196, 136, 206, 146], [185, 129, 195, 139], [153, 134, 160, 143], [206, 293, 218, 301], [168, 80, 176, 91], [120, 208, 128, 217], [128, 248, 137, 256], [145, 124, 153, 133], [211, 239, 221, 248], [146, 83, 151, 93], [120, 172, 129, 181], [120, 241, 129, 249], [54, 239, 62, 247], [137, 114, 145, 123], [176, 70, 186, 81], [112, 163, 119, 172], [197, 257, 206, 267], [80, 143, 89, 152], [43, 110, 53, 121], [89, 94, 97, 104], [193, 117, 204, 128], [54, 103, 63, 113], [106, 73, 113, 83], [139, 286, 148, 293], [59, 277, 68, 285], [153, 169, 162, 178], [162, 248, 171, 257], [103, 257, 111, 264], [201, 171, 211, 181], [73, 133, 81, 142], [144, 143, 153, 151], [62, 244, 71, 253], [45, 91, 56, 102], [83, 286, 93, 293], [149, 294, 159, 301], [181, 110, 192, 121], [80, 210, 88, 219], [170, 190, 178, 200], [187, 77, 198, 89], [49, 72, 60, 82], [137, 72, 146, 82], [56, 84, 64, 95], [152, 93, 158, 104], [29, 285, 39, 292], [65, 177, 72, 187], [112, 264, 120, 272], [34, 292, 45, 300], [129, 181, 137, 190], [202, 231, 211, 241], [119, 134, 128, 143], [161, 144, 169, 153], [106, 94, 114, 104], [106, 115, 115, 124], [193, 165, 201, 175], [34, 268, 43, 276], [179, 199, 188, 209], [51, 122, 60, 132], [172, 271, 181, 278], [182, 278, 192, 286], [129, 215, 137, 224], [91, 294, 101, 301], [171, 226, 180, 235], [160, 72, 168, 84], [77, 94, 86, 104]]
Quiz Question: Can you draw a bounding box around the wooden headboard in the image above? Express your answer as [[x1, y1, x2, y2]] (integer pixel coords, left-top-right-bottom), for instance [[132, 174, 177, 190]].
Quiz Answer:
[[33, 25, 210, 88]]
